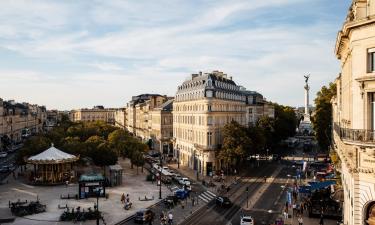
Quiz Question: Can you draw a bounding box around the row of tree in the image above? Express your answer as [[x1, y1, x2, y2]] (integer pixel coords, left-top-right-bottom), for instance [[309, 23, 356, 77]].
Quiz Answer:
[[219, 103, 297, 167], [17, 120, 148, 173], [311, 82, 336, 152]]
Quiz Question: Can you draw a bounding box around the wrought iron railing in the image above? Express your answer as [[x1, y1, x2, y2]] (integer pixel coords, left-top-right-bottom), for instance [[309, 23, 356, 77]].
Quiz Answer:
[[334, 122, 375, 142]]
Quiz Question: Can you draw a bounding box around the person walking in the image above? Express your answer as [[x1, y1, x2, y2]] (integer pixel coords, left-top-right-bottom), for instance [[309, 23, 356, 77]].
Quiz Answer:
[[168, 212, 173, 225], [319, 214, 324, 225], [298, 215, 303, 225], [121, 193, 125, 204]]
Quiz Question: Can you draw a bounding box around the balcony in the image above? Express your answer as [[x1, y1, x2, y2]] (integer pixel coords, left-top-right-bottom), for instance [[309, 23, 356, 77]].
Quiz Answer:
[[334, 122, 375, 143]]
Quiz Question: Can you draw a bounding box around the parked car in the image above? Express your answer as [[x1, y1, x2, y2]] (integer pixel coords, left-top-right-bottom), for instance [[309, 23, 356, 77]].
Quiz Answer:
[[164, 195, 179, 207], [0, 152, 8, 158], [173, 174, 182, 182], [215, 196, 232, 207], [134, 209, 155, 223], [240, 216, 254, 225], [179, 177, 191, 186], [174, 189, 190, 199]]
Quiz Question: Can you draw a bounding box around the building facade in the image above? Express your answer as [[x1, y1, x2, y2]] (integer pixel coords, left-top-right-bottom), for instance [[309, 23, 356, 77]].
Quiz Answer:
[[114, 108, 127, 129], [149, 99, 174, 155], [69, 106, 116, 125], [0, 98, 47, 150], [332, 1, 375, 224], [126, 94, 171, 142], [173, 71, 274, 176]]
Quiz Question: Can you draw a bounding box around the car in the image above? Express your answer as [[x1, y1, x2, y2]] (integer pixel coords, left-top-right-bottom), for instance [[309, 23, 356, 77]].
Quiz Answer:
[[179, 177, 191, 186], [164, 195, 179, 206], [173, 174, 182, 180], [0, 152, 8, 158], [134, 209, 155, 223], [0, 166, 9, 173], [215, 196, 232, 207], [240, 216, 254, 225]]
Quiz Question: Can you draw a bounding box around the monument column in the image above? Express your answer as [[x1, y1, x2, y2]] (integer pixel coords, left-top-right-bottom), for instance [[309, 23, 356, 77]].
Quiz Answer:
[[304, 75, 310, 122]]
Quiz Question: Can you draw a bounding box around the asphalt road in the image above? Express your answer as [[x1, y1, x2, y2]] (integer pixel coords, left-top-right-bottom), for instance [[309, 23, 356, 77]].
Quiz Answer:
[[179, 162, 280, 225], [230, 164, 295, 225]]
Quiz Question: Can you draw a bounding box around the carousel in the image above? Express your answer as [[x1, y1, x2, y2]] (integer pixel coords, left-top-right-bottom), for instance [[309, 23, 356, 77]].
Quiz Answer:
[[26, 144, 79, 185]]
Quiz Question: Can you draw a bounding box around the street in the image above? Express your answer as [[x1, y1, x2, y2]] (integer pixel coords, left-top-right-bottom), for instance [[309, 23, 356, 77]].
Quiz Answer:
[[180, 162, 286, 225]]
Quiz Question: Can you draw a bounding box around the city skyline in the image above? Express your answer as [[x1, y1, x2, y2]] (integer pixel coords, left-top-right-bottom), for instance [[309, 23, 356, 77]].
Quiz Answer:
[[0, 0, 351, 110]]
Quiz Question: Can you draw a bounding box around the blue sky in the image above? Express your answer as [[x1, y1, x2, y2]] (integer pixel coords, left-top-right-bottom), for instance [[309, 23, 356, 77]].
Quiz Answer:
[[0, 0, 351, 110]]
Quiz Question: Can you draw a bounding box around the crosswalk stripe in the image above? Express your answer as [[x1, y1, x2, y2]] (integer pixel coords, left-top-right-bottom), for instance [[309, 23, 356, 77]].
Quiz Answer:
[[199, 195, 210, 202], [205, 191, 216, 198]]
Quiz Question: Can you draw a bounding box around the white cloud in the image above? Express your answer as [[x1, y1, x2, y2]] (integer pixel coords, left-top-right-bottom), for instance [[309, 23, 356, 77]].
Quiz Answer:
[[0, 0, 349, 109]]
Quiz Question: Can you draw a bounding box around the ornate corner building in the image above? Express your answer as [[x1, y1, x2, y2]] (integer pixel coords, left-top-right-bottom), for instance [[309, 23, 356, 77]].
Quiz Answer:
[[173, 71, 274, 176], [333, 1, 375, 224]]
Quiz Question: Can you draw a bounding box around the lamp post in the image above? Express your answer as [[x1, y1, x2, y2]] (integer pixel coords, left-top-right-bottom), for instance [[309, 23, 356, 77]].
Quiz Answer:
[[246, 186, 249, 208], [159, 154, 162, 199], [177, 148, 180, 169], [96, 188, 100, 225]]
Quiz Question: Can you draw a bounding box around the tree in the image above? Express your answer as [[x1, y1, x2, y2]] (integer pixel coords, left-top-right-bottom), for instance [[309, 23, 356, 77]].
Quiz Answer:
[[16, 136, 51, 165], [108, 129, 130, 155], [131, 150, 145, 174], [90, 143, 118, 174], [312, 82, 337, 152], [219, 120, 252, 171]]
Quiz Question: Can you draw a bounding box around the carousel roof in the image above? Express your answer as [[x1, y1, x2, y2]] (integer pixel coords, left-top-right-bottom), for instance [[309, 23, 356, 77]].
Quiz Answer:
[[27, 144, 78, 164]]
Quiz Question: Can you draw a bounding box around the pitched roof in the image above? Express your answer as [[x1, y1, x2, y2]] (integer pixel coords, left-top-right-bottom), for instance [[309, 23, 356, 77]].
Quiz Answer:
[[27, 144, 78, 164]]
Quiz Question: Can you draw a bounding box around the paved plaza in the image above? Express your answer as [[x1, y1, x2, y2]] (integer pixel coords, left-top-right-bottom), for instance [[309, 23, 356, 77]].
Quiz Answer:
[[0, 159, 168, 225]]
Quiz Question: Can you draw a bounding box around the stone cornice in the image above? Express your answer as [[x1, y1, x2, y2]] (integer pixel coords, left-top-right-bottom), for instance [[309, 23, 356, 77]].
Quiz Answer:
[[335, 17, 375, 59]]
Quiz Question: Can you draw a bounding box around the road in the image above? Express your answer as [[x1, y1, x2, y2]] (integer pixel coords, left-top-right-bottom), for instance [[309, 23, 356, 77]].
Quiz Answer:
[[229, 163, 294, 225], [179, 162, 283, 225]]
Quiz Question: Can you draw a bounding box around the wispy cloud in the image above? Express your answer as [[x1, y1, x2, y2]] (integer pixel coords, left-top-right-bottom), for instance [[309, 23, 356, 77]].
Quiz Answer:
[[0, 0, 351, 109]]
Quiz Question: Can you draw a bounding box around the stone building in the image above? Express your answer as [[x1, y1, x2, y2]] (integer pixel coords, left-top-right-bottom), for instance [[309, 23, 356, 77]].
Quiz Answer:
[[69, 106, 116, 125], [332, 1, 375, 224], [126, 94, 171, 142], [114, 108, 127, 129], [173, 71, 274, 176], [0, 98, 47, 149], [149, 99, 174, 155]]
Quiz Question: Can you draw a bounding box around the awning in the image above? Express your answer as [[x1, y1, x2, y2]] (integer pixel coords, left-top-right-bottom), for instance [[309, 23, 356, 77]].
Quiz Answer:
[[308, 180, 336, 191]]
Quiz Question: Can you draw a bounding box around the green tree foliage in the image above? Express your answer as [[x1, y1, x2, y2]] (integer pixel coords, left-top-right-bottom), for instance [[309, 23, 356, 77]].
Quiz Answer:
[[131, 150, 145, 174], [312, 82, 337, 152], [17, 119, 149, 170], [219, 121, 252, 166], [16, 136, 51, 165], [90, 143, 118, 168]]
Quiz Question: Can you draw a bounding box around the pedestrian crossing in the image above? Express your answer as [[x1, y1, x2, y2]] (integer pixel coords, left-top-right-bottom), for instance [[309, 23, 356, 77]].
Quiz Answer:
[[198, 190, 216, 203]]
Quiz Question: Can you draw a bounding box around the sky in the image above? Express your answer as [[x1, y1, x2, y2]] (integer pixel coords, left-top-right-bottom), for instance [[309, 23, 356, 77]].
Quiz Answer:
[[0, 0, 352, 110]]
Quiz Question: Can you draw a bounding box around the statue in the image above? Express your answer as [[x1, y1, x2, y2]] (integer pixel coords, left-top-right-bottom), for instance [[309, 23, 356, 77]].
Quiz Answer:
[[367, 204, 375, 225], [304, 74, 310, 85]]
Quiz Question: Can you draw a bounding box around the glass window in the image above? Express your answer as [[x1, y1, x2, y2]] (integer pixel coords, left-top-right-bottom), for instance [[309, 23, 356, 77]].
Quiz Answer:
[[368, 48, 375, 72]]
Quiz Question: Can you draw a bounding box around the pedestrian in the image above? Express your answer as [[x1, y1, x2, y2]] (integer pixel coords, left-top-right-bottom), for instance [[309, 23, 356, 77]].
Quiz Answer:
[[65, 180, 69, 187], [192, 198, 195, 206], [319, 216, 324, 225], [121, 193, 125, 204], [160, 212, 166, 225], [126, 194, 130, 203], [168, 212, 173, 225], [298, 215, 303, 225], [292, 203, 297, 216], [283, 211, 288, 220]]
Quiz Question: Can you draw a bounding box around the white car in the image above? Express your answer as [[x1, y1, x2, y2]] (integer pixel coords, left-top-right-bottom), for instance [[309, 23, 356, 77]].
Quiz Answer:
[[240, 216, 254, 225], [179, 177, 191, 186], [0, 152, 7, 158]]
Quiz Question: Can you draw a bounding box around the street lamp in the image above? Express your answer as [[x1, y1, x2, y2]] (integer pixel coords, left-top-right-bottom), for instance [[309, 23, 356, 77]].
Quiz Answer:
[[177, 148, 180, 169], [159, 154, 162, 199], [95, 188, 100, 225]]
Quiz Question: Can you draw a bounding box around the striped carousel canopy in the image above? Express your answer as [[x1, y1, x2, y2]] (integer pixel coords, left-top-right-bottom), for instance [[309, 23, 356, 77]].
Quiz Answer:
[[27, 144, 79, 164]]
